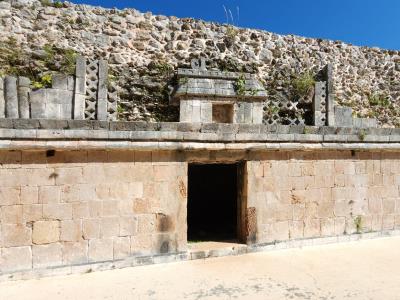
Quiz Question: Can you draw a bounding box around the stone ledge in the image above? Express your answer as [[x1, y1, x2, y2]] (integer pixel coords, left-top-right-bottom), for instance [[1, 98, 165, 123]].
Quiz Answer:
[[1, 230, 399, 283], [1, 120, 400, 143], [1, 119, 400, 137], [2, 140, 400, 152]]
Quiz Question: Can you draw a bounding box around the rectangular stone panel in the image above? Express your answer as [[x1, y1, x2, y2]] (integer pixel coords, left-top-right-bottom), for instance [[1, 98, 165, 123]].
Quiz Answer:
[[252, 102, 263, 124], [52, 75, 69, 90], [17, 76, 30, 119], [4, 76, 18, 118], [0, 77, 5, 118], [335, 106, 353, 127]]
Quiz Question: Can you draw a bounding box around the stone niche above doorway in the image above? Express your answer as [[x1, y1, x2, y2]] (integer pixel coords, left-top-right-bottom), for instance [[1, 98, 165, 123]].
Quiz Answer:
[[170, 58, 267, 124]]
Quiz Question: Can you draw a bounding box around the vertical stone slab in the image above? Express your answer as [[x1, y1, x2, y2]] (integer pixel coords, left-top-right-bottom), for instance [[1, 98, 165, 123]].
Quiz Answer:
[[180, 100, 192, 122], [0, 77, 5, 118], [323, 64, 335, 126], [235, 102, 245, 123], [334, 106, 353, 127], [4, 76, 18, 118], [200, 101, 212, 123], [191, 99, 201, 123], [243, 102, 253, 124], [97, 59, 108, 121], [18, 76, 31, 119], [313, 81, 325, 126], [73, 56, 86, 120], [252, 102, 263, 124]]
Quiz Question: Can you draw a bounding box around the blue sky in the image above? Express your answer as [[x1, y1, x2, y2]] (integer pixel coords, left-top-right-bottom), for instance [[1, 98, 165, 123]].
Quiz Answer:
[[72, 0, 400, 50]]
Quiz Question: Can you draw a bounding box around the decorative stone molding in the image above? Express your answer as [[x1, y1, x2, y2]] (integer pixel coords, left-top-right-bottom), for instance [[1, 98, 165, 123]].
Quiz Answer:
[[171, 59, 267, 124], [313, 64, 377, 128], [0, 56, 117, 121]]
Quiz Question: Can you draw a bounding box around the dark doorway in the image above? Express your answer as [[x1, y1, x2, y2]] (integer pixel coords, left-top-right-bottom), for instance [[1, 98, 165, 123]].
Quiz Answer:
[[187, 163, 240, 242]]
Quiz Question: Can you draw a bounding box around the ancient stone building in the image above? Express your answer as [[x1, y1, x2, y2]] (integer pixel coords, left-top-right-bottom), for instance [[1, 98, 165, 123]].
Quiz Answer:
[[0, 54, 399, 281]]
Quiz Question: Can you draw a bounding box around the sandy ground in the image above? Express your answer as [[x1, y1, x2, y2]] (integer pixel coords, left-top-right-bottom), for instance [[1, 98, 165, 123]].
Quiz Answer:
[[1, 237, 400, 300]]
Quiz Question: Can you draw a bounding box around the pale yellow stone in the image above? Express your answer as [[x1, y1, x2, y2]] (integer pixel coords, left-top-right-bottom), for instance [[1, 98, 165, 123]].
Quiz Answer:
[[22, 204, 43, 222], [321, 218, 335, 236], [0, 246, 32, 272], [55, 167, 83, 185], [32, 243, 62, 268], [20, 186, 38, 204], [2, 224, 32, 247], [100, 217, 120, 238], [32, 220, 60, 244], [38, 186, 60, 204], [119, 216, 138, 236], [113, 236, 131, 259], [1, 205, 23, 224], [62, 241, 88, 265], [289, 221, 304, 239], [0, 187, 21, 205], [88, 238, 113, 262], [43, 203, 72, 220], [82, 219, 100, 240], [60, 220, 82, 242], [72, 202, 90, 219], [304, 219, 320, 238]]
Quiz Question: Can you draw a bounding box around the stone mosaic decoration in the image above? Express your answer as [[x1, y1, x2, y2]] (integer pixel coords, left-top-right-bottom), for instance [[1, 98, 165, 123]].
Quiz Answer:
[[0, 56, 117, 121], [171, 59, 267, 124], [85, 59, 100, 120]]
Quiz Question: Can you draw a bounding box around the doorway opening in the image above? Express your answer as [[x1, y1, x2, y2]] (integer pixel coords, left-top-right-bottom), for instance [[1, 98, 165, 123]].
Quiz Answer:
[[187, 163, 245, 243]]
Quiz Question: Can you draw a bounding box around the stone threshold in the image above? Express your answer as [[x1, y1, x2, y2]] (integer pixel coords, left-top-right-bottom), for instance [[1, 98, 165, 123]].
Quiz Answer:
[[1, 230, 399, 283]]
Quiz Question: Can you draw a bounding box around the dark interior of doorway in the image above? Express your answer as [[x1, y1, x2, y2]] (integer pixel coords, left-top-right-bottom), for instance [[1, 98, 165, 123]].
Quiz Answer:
[[187, 163, 238, 242]]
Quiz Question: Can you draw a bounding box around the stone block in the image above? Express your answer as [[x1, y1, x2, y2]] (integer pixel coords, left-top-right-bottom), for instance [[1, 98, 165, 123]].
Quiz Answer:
[[4, 76, 18, 118], [73, 93, 86, 120], [2, 224, 32, 247], [243, 102, 253, 124], [88, 238, 113, 262], [52, 74, 69, 90], [32, 243, 62, 268], [0, 187, 21, 205], [303, 219, 321, 238], [334, 106, 353, 127], [289, 220, 304, 239], [0, 76, 5, 118], [60, 220, 82, 242], [72, 202, 90, 219], [252, 102, 263, 124], [22, 204, 43, 223], [62, 240, 88, 265], [82, 219, 100, 239], [131, 234, 153, 255], [67, 76, 75, 91], [32, 220, 60, 244], [119, 216, 138, 236], [17, 76, 30, 119], [0, 246, 32, 273], [43, 203, 73, 220], [38, 186, 60, 204], [321, 218, 335, 236], [200, 101, 212, 123], [75, 56, 86, 78], [1, 205, 23, 224], [113, 236, 131, 259], [100, 217, 120, 238]]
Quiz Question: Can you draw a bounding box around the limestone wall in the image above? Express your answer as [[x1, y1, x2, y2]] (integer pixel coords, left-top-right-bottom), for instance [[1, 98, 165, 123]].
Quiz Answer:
[[0, 149, 187, 274], [1, 1, 400, 125], [247, 151, 400, 244]]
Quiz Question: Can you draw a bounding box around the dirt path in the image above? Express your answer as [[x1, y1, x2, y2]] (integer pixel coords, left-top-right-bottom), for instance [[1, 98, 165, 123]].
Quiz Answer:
[[1, 237, 400, 300]]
